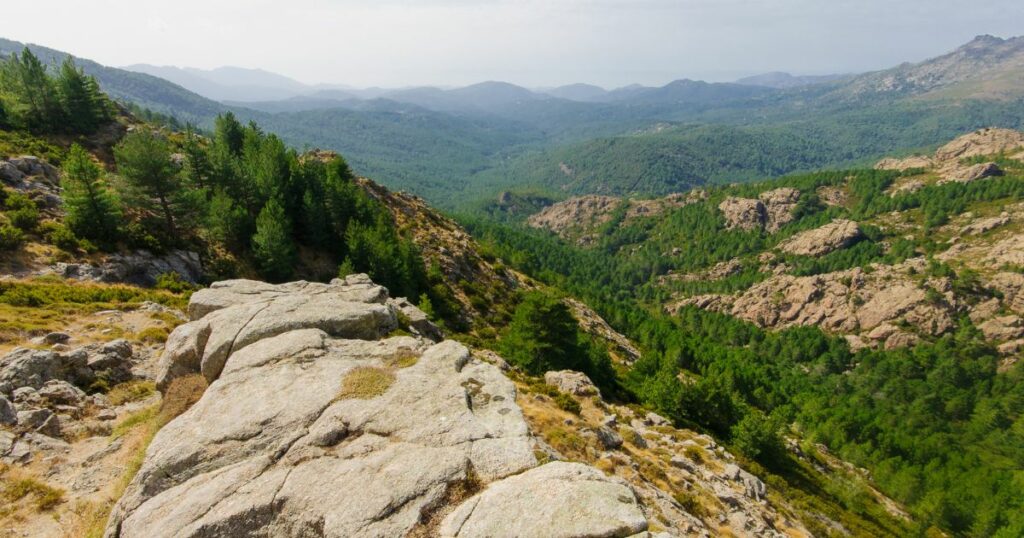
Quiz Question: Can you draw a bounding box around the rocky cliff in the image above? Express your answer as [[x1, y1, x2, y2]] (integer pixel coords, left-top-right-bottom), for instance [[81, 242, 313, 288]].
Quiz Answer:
[[103, 276, 655, 538]]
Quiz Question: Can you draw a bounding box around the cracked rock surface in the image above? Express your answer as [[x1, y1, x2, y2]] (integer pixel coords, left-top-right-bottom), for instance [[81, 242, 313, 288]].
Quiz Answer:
[[106, 275, 648, 538]]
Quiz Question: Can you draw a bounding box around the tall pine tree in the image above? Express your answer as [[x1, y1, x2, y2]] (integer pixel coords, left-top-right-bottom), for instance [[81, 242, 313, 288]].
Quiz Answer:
[[56, 57, 109, 133], [63, 144, 122, 244], [251, 197, 296, 281]]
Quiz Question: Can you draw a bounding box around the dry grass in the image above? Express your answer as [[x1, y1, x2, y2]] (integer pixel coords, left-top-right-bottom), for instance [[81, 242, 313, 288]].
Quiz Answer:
[[106, 380, 156, 406], [158, 374, 208, 424], [1, 468, 64, 512], [335, 366, 396, 400], [74, 373, 209, 537], [384, 348, 420, 369]]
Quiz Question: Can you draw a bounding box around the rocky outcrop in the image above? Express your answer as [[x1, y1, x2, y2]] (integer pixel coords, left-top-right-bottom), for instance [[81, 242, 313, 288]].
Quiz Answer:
[[718, 197, 764, 231], [875, 155, 934, 171], [528, 191, 707, 244], [44, 249, 204, 286], [719, 188, 800, 232], [0, 339, 135, 396], [528, 195, 622, 239], [934, 128, 1024, 162], [670, 258, 957, 348], [545, 370, 600, 397], [877, 128, 1024, 184], [107, 276, 652, 538], [779, 219, 863, 257], [0, 339, 137, 467], [938, 161, 1003, 184]]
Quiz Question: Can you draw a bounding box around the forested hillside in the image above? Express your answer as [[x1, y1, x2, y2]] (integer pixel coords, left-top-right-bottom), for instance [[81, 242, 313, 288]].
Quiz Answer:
[[463, 130, 1024, 536]]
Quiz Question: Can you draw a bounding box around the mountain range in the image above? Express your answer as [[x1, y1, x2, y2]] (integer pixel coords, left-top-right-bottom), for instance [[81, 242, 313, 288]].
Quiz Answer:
[[3, 34, 1023, 207]]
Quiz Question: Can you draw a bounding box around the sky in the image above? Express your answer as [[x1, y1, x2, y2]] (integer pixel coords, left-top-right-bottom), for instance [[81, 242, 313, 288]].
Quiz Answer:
[[4, 0, 1023, 88]]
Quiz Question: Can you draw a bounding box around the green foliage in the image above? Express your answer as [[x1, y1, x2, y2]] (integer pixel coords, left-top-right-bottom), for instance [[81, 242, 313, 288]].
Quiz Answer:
[[0, 222, 23, 250], [46, 223, 81, 252], [500, 291, 587, 375], [499, 290, 617, 394], [250, 197, 297, 281], [0, 48, 109, 134], [0, 280, 186, 309], [153, 272, 196, 294], [730, 410, 785, 464], [63, 144, 122, 244], [554, 392, 582, 414], [114, 129, 193, 243]]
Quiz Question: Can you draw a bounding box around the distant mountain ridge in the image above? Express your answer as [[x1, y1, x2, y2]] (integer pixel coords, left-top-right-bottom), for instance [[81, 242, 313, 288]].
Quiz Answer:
[[834, 34, 1024, 100], [123, 64, 325, 102], [734, 71, 846, 89]]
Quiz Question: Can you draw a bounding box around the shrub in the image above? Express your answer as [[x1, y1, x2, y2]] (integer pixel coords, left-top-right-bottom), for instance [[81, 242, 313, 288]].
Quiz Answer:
[[46, 224, 80, 252], [154, 272, 196, 294], [554, 392, 581, 414], [335, 366, 395, 400], [134, 326, 170, 344], [0, 223, 23, 250]]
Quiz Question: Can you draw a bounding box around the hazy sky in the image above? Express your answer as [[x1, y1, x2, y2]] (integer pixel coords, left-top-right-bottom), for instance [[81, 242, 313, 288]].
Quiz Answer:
[[5, 0, 1022, 88]]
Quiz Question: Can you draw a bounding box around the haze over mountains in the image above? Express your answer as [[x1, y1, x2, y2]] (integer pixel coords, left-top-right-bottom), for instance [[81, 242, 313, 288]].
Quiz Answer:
[[3, 34, 1024, 207], [122, 61, 843, 110]]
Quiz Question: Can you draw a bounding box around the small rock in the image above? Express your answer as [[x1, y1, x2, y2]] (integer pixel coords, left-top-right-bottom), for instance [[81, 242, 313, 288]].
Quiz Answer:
[[38, 379, 87, 406], [97, 408, 117, 421], [645, 412, 670, 427], [36, 414, 61, 438], [16, 408, 53, 431], [595, 425, 624, 450], [12, 386, 39, 405], [45, 332, 71, 345], [0, 396, 17, 426], [544, 370, 600, 397]]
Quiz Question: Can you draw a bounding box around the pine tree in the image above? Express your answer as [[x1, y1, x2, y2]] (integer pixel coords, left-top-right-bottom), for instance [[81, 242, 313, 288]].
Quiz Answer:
[[499, 291, 586, 375], [114, 130, 187, 240], [0, 48, 64, 132], [56, 57, 108, 133], [181, 126, 211, 191], [214, 112, 245, 156], [63, 144, 122, 244], [251, 197, 296, 281]]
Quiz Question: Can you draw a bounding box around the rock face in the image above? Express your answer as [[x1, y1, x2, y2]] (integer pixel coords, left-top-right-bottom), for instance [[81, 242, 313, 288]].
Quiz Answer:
[[779, 219, 863, 257], [439, 462, 647, 538], [719, 188, 800, 232], [670, 258, 957, 349], [876, 128, 1024, 183], [528, 195, 622, 239], [528, 191, 707, 244], [46, 249, 204, 286], [934, 127, 1024, 162], [875, 155, 934, 171], [107, 276, 650, 538], [938, 161, 1003, 184]]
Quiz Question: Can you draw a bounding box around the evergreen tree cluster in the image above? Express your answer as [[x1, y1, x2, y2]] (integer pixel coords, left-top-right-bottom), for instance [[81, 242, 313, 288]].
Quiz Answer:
[[0, 48, 111, 134], [61, 112, 430, 297]]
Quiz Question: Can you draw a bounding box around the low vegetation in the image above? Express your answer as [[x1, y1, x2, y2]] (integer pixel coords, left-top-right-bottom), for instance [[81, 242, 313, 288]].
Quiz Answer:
[[335, 366, 396, 400]]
